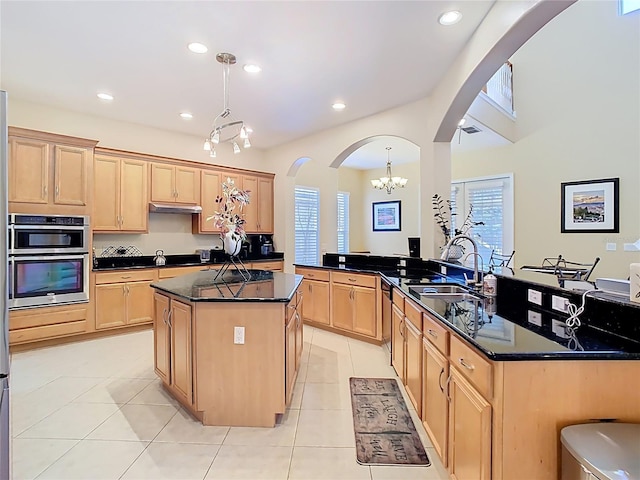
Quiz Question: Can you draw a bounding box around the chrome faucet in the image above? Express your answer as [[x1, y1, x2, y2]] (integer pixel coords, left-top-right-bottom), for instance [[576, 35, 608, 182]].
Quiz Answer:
[[442, 234, 480, 288]]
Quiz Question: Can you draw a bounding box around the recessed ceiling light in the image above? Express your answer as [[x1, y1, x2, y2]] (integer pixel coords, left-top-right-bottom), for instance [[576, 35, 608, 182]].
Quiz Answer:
[[180, 112, 193, 119], [188, 42, 208, 54], [458, 118, 466, 127], [332, 102, 346, 111], [243, 64, 261, 74], [97, 92, 113, 101], [438, 10, 462, 25]]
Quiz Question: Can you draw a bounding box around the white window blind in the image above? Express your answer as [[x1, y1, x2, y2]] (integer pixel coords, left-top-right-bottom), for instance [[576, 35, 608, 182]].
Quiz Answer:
[[451, 175, 514, 266], [295, 186, 320, 264], [337, 191, 350, 254]]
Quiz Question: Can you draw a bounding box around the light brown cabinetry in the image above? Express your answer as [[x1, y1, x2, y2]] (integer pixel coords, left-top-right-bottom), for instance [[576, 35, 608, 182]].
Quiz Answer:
[[285, 290, 303, 404], [93, 154, 148, 232], [330, 271, 378, 339], [150, 163, 199, 204], [193, 169, 221, 233], [9, 303, 90, 346], [404, 308, 423, 415], [250, 261, 284, 272], [8, 128, 97, 215], [391, 303, 405, 382], [242, 175, 274, 233], [295, 268, 330, 326], [422, 339, 449, 464], [94, 270, 154, 330], [153, 292, 194, 408]]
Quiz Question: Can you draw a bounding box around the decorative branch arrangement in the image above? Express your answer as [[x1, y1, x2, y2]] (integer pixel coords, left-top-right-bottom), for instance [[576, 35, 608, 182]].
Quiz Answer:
[[207, 178, 251, 242], [432, 193, 484, 244]]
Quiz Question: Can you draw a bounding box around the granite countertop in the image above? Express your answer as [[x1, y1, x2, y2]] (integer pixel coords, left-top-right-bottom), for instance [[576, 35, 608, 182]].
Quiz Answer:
[[151, 269, 302, 302], [94, 253, 284, 271], [387, 275, 640, 361]]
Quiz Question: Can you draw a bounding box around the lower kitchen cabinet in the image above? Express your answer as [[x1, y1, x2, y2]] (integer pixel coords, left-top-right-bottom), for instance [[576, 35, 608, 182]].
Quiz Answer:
[[422, 339, 449, 465], [391, 303, 405, 382], [295, 267, 330, 326], [330, 271, 379, 339], [9, 303, 90, 346], [285, 291, 303, 404], [94, 270, 154, 330], [404, 313, 423, 415], [448, 366, 492, 480], [153, 292, 194, 408]]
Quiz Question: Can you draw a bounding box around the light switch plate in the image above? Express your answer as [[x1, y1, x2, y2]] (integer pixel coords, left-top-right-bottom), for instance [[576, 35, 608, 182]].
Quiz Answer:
[[606, 242, 617, 251], [527, 289, 542, 306], [552, 319, 569, 338]]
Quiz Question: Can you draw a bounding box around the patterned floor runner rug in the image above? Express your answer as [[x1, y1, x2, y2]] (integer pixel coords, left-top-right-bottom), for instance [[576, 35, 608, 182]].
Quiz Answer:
[[349, 377, 430, 466]]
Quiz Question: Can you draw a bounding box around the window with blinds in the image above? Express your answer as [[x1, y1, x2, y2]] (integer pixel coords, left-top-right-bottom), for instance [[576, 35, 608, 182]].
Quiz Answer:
[[337, 192, 350, 254], [451, 175, 514, 265], [295, 186, 320, 264]]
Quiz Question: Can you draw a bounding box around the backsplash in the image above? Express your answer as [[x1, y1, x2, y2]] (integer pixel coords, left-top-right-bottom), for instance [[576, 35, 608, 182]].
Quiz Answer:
[[93, 213, 222, 256]]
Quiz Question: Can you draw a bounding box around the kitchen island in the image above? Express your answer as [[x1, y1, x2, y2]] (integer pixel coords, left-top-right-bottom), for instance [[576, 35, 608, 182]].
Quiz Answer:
[[150, 269, 303, 427]]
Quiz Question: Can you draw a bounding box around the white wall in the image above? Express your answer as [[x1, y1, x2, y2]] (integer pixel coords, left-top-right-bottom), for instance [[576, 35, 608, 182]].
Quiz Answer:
[[452, 1, 640, 278], [337, 167, 365, 252]]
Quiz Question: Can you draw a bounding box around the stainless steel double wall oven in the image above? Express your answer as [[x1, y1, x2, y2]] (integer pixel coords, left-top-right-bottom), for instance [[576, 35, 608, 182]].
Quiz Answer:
[[8, 214, 90, 309]]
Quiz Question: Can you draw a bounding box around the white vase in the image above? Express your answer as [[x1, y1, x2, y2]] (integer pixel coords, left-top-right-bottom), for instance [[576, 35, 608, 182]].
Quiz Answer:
[[223, 230, 242, 256]]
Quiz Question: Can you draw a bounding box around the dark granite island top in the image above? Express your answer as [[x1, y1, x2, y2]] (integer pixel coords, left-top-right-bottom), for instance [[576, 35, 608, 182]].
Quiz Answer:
[[150, 269, 302, 302]]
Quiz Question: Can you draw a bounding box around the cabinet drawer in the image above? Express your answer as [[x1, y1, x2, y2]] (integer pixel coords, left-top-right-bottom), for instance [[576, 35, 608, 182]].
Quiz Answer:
[[392, 289, 405, 313], [331, 271, 377, 288], [295, 267, 330, 282], [10, 320, 87, 344], [158, 265, 207, 279], [252, 261, 283, 271], [10, 306, 88, 330], [404, 296, 422, 330], [95, 270, 155, 284], [423, 312, 448, 355], [450, 334, 493, 399]]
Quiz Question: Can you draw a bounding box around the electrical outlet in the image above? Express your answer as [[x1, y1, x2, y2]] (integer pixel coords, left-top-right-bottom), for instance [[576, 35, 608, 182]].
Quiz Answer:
[[552, 295, 570, 313], [606, 242, 617, 251], [399, 259, 407, 267], [527, 310, 542, 326], [552, 319, 568, 338], [338, 256, 346, 263], [440, 266, 447, 275], [527, 289, 542, 306], [234, 326, 245, 345]]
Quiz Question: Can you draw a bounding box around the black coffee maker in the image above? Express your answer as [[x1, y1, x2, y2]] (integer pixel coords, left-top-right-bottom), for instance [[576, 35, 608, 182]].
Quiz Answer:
[[250, 234, 274, 256]]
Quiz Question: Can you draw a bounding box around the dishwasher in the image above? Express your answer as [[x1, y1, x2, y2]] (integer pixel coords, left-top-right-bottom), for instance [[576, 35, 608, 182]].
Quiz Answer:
[[380, 276, 392, 360]]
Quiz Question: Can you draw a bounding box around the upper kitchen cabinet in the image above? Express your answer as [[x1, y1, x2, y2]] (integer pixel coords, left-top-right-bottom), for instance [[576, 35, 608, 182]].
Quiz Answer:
[[192, 169, 221, 234], [242, 174, 274, 233], [93, 151, 148, 232], [150, 162, 199, 204], [8, 127, 97, 215]]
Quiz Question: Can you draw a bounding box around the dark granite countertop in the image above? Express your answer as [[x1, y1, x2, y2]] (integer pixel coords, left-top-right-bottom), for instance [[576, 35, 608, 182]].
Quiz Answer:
[[94, 253, 284, 271], [388, 275, 640, 361], [151, 269, 302, 302]]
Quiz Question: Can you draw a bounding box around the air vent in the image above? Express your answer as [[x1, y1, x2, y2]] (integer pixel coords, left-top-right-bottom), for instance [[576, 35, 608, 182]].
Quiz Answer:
[[461, 125, 482, 134]]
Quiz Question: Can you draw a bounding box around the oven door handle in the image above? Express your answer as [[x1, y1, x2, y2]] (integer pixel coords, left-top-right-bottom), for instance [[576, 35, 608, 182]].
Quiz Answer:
[[12, 225, 87, 231], [12, 254, 88, 261]]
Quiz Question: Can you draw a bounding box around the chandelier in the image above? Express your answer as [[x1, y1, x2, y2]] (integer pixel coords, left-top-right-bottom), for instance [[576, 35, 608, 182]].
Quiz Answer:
[[370, 147, 408, 194], [203, 53, 251, 157]]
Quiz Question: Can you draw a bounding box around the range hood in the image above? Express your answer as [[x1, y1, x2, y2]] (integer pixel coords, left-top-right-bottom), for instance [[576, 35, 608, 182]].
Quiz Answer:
[[149, 203, 203, 214]]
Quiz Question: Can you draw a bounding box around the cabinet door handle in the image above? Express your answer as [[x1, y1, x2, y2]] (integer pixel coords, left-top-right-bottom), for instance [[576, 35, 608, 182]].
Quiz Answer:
[[119, 216, 124, 226], [43, 185, 47, 198], [348, 277, 357, 282], [123, 285, 126, 294], [459, 358, 475, 371], [427, 329, 438, 339], [126, 285, 130, 294], [445, 373, 452, 403], [307, 273, 315, 278], [55, 185, 59, 197], [438, 368, 445, 393], [308, 284, 312, 293], [167, 310, 173, 328], [399, 319, 404, 338], [121, 275, 131, 279], [162, 308, 168, 324]]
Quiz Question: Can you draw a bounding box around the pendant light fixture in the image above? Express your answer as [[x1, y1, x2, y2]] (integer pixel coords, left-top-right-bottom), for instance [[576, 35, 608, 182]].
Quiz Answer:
[[370, 147, 408, 194], [203, 53, 252, 157]]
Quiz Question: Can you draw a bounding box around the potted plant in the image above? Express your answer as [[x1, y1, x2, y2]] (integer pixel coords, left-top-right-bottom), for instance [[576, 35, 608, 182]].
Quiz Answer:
[[207, 178, 251, 256], [432, 193, 483, 258]]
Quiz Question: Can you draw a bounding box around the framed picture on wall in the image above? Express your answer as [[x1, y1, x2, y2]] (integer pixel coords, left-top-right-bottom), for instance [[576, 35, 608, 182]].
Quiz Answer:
[[372, 200, 401, 231], [561, 177, 619, 233]]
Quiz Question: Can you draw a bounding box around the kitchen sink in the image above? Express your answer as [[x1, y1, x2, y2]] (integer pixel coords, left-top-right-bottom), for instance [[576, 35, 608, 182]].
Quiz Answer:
[[408, 284, 470, 295]]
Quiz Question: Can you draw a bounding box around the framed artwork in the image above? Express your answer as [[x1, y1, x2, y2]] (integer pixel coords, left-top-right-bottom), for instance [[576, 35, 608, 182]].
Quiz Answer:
[[561, 178, 619, 233], [372, 200, 401, 231]]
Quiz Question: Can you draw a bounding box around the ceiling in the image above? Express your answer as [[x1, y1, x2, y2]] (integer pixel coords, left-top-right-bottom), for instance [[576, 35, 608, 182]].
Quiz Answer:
[[0, 1, 500, 167]]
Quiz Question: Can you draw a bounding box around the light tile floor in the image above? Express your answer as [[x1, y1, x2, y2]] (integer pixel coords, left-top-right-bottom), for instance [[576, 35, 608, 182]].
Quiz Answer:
[[10, 325, 449, 480]]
